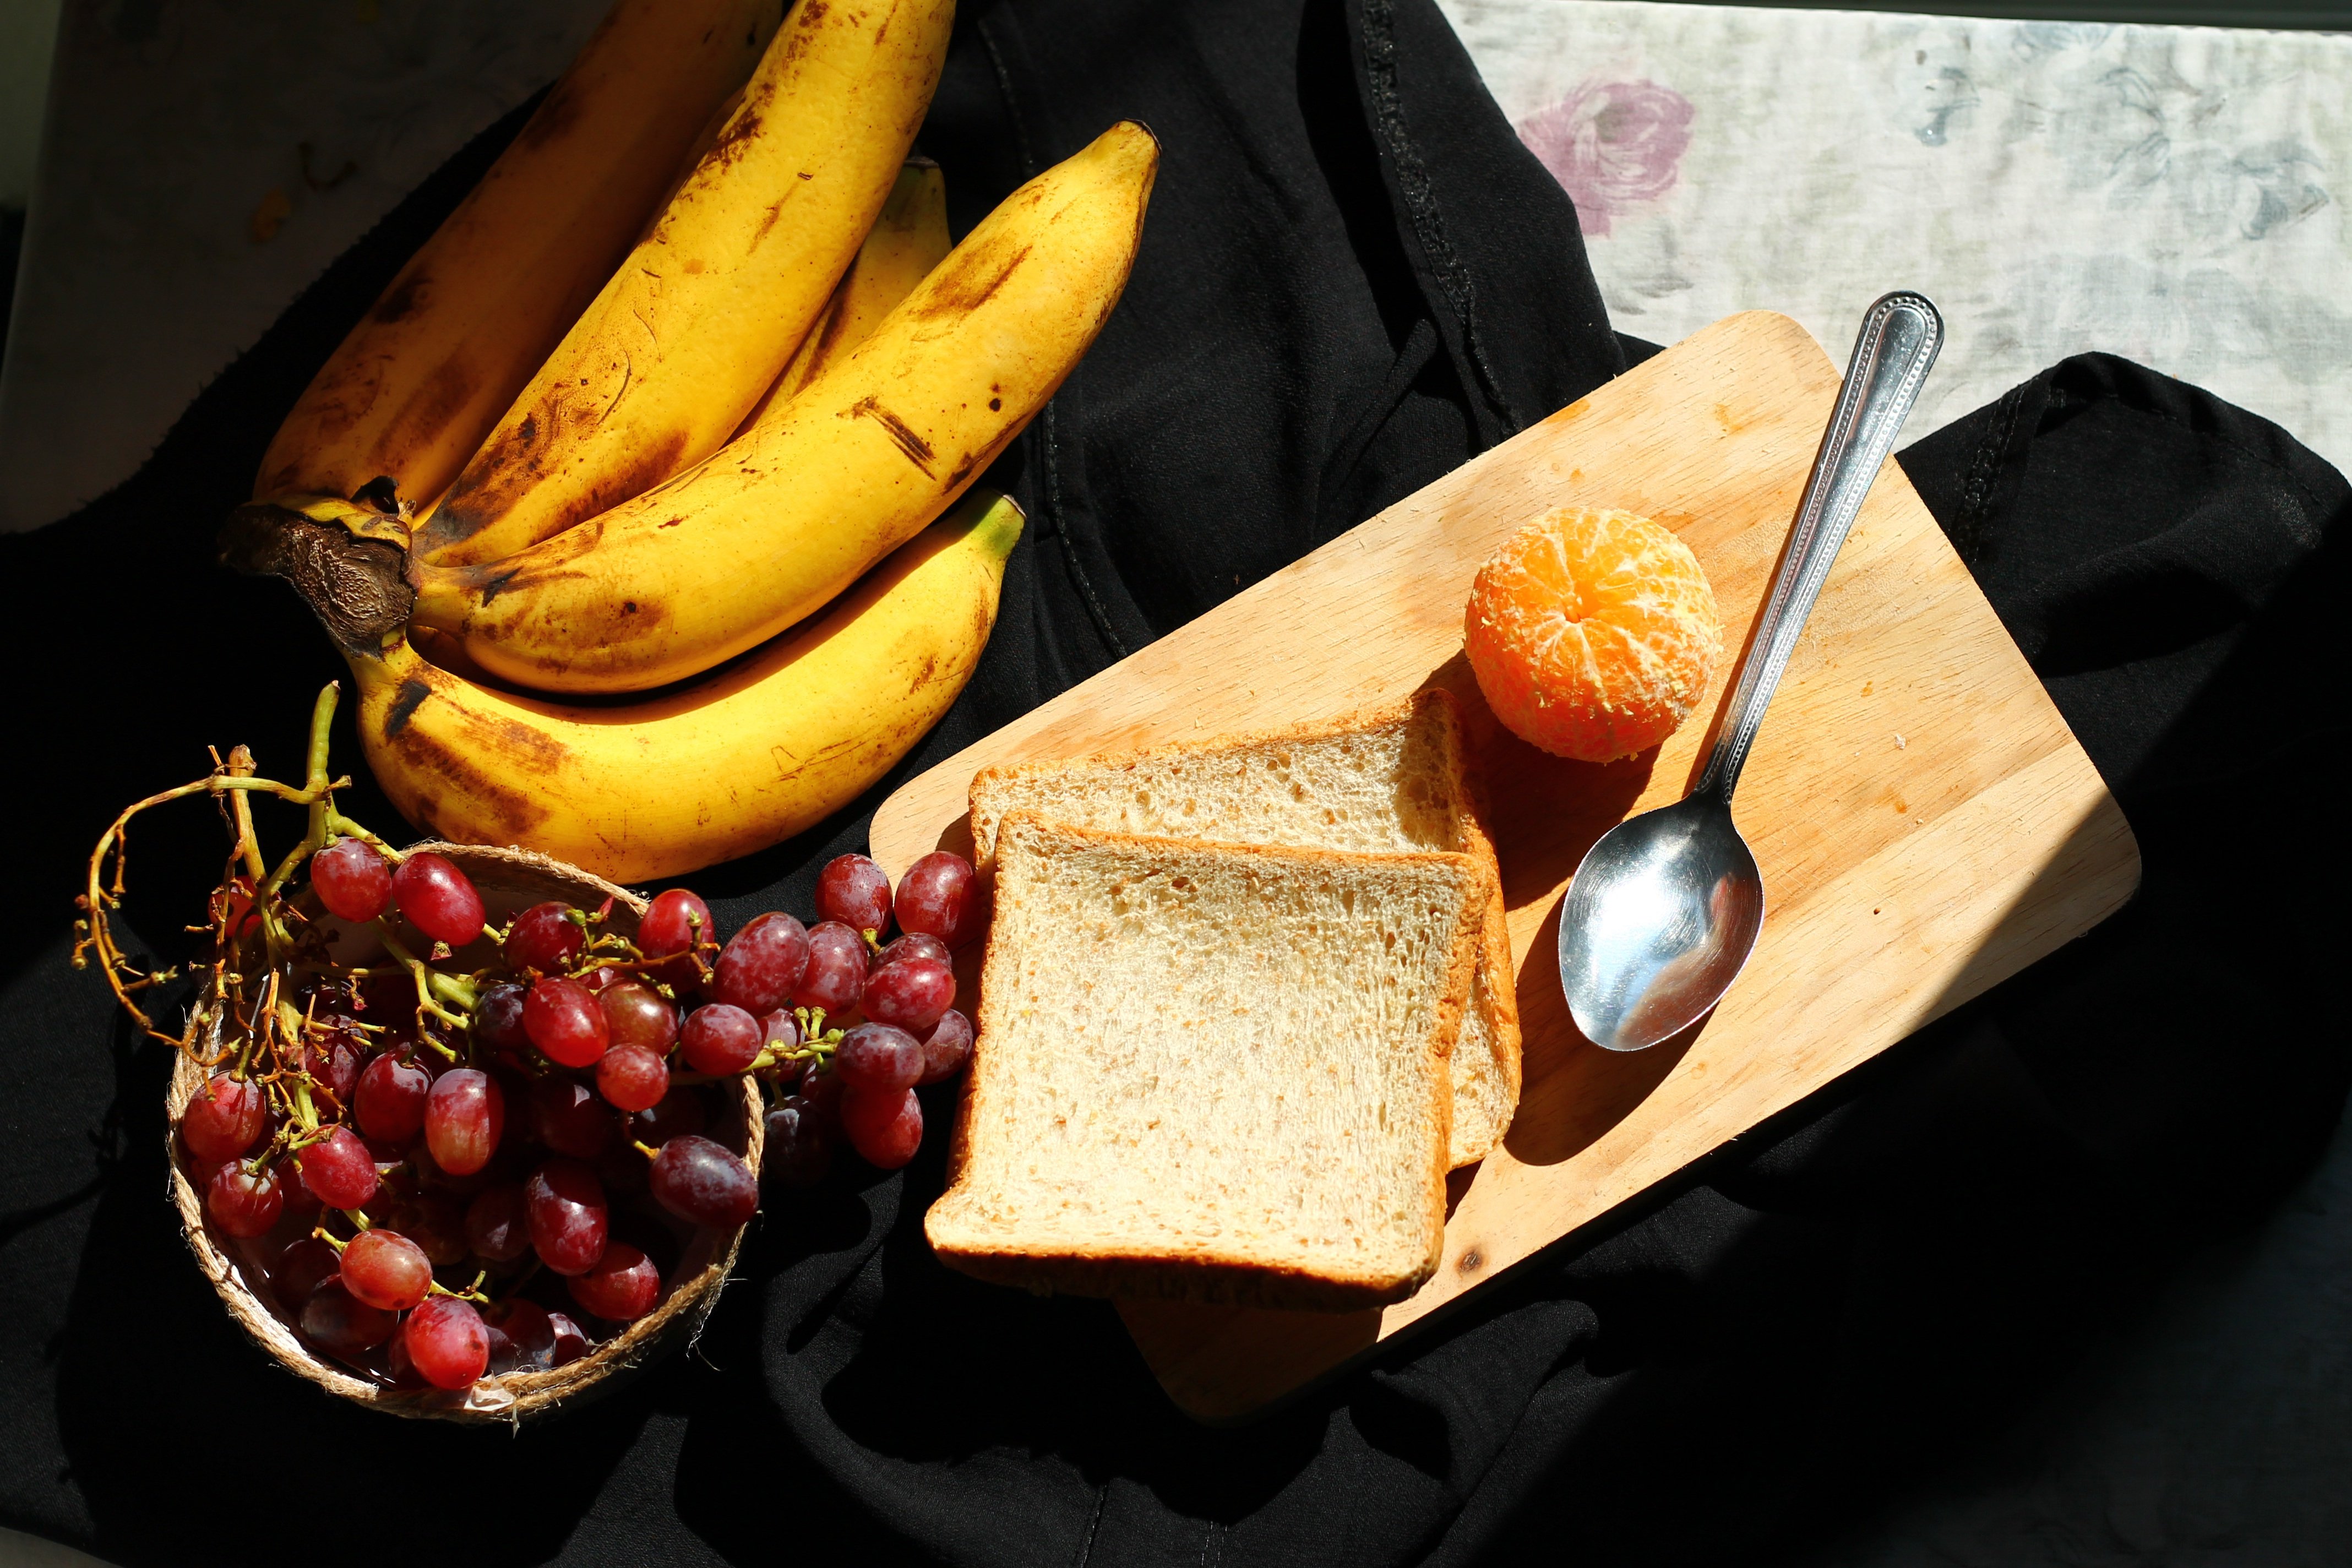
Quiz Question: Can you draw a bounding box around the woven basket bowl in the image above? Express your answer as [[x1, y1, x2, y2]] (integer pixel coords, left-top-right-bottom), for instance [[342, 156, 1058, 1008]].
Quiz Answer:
[[164, 842, 764, 1423]]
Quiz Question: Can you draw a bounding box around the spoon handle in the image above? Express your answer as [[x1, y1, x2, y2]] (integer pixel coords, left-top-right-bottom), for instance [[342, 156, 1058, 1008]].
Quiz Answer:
[[1693, 291, 1943, 804]]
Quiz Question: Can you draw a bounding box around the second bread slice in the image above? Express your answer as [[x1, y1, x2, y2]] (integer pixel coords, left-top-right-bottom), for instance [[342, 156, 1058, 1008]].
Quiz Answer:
[[926, 816, 1485, 1310], [967, 690, 1521, 1166]]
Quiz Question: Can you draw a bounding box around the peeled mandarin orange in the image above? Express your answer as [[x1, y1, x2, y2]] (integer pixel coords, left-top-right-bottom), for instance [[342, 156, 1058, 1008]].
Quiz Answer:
[[1463, 507, 1723, 762]]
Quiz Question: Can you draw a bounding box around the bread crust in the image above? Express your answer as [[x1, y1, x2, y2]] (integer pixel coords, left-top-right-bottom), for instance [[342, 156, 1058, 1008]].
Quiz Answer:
[[928, 815, 1483, 1310]]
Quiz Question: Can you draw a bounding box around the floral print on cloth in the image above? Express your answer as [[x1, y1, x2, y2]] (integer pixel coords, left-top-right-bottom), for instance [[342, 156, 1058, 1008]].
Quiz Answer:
[[1441, 1, 2351, 477], [1518, 79, 1694, 237]]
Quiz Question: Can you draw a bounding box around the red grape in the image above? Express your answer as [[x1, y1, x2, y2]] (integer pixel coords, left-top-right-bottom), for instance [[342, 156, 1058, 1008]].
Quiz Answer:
[[763, 1100, 833, 1188], [594, 1142, 650, 1199], [293, 1033, 362, 1112], [569, 1241, 661, 1322], [526, 1158, 609, 1275], [874, 932, 951, 972], [647, 1135, 759, 1229], [340, 1228, 432, 1311], [355, 1052, 433, 1142], [816, 854, 893, 934], [504, 900, 585, 974], [483, 1298, 554, 1374], [596, 1044, 669, 1113], [312, 837, 394, 923], [893, 851, 978, 945], [530, 1076, 618, 1159], [835, 1022, 923, 1094], [182, 1073, 266, 1162], [404, 1297, 489, 1390], [711, 913, 810, 1015], [271, 1236, 339, 1306], [546, 1311, 591, 1365], [797, 1062, 845, 1124], [464, 1183, 531, 1262], [790, 922, 867, 1012], [680, 1004, 761, 1076], [761, 1009, 802, 1053], [859, 957, 955, 1032], [357, 967, 418, 1019], [841, 1086, 923, 1169], [474, 981, 530, 1054], [598, 981, 677, 1053], [424, 1069, 504, 1176], [630, 1087, 706, 1146], [914, 1009, 975, 1085], [639, 888, 714, 988], [206, 1160, 285, 1237], [298, 1125, 379, 1210], [524, 976, 608, 1068], [301, 1280, 395, 1355], [402, 1193, 469, 1267], [385, 1330, 427, 1388], [409, 1135, 491, 1197], [390, 851, 485, 948]]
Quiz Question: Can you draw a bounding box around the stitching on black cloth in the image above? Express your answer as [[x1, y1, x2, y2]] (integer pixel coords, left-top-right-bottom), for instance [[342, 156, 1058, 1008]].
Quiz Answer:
[[1946, 375, 2033, 568], [1042, 398, 1131, 660], [976, 15, 1039, 179], [1074, 1482, 1106, 1567], [1357, 0, 1515, 430], [976, 10, 1129, 663]]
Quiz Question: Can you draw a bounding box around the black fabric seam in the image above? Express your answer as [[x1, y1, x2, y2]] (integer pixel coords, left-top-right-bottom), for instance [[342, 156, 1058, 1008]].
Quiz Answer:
[[975, 9, 1129, 663], [1074, 1481, 1107, 1567], [974, 14, 1039, 179], [1951, 375, 2034, 566], [1356, 0, 1515, 430], [1042, 398, 1130, 660]]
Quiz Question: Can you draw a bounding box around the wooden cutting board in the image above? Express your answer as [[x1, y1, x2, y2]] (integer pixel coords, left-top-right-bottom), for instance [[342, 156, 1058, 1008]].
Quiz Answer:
[[868, 310, 2140, 1423]]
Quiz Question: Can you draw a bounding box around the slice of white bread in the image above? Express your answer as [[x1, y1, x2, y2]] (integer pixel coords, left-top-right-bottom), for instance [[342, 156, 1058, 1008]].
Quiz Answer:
[[925, 816, 1485, 1310], [966, 690, 1522, 1166]]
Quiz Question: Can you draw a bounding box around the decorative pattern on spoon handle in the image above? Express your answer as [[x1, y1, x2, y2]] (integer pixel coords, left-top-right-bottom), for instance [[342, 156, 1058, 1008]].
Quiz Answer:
[[1694, 291, 1943, 803]]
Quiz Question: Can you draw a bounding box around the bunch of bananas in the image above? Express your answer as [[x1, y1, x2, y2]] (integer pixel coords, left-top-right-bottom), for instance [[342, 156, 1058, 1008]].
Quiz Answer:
[[226, 0, 1158, 883]]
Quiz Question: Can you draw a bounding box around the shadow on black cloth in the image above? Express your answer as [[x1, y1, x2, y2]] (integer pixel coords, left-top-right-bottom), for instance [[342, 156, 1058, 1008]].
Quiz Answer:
[[0, 0, 2345, 1565]]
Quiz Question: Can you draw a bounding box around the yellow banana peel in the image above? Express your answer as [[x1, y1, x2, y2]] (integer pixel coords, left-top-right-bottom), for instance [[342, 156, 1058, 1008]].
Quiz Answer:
[[340, 492, 1024, 884], [407, 119, 1158, 696], [254, 0, 778, 516], [411, 0, 959, 570], [737, 158, 954, 434]]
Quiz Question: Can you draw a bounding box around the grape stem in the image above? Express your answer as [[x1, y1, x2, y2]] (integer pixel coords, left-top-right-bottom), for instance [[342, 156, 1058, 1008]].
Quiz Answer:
[[427, 1271, 490, 1305], [72, 683, 357, 1049], [370, 919, 477, 1035]]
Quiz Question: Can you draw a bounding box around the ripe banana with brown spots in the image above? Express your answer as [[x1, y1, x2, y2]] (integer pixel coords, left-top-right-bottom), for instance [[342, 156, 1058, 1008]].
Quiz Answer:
[[738, 157, 952, 433], [404, 119, 1158, 696], [410, 0, 958, 570], [295, 493, 1025, 884], [254, 0, 780, 518]]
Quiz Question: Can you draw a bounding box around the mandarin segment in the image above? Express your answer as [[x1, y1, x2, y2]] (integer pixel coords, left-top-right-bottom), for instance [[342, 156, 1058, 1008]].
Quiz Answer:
[[1463, 507, 1723, 762]]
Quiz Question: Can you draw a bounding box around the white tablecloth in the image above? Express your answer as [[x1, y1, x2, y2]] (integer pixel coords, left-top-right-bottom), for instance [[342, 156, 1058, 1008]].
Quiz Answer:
[[1442, 1, 2351, 472]]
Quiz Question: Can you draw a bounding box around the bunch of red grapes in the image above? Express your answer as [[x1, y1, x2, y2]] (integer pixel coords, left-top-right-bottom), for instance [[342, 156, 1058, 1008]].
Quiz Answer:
[[182, 839, 981, 1396]]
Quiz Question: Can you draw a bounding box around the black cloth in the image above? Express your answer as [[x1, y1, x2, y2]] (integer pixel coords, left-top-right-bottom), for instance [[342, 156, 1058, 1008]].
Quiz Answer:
[[2, 2, 2346, 1565]]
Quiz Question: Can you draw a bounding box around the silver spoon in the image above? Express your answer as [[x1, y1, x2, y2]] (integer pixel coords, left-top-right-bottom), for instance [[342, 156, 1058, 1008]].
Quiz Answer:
[[1556, 291, 1944, 1053]]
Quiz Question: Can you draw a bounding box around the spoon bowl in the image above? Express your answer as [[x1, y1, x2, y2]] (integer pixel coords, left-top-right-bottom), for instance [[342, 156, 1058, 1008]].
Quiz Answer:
[[1557, 792, 1765, 1052], [1555, 291, 1943, 1052]]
